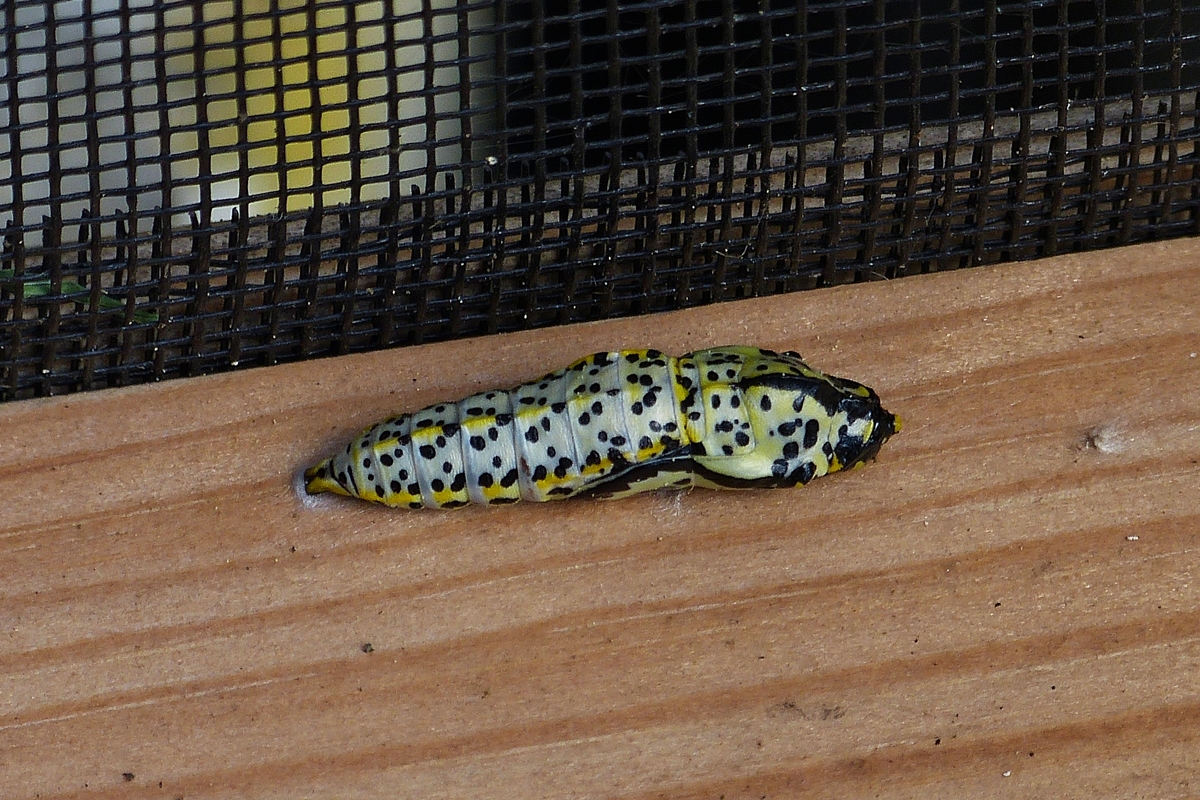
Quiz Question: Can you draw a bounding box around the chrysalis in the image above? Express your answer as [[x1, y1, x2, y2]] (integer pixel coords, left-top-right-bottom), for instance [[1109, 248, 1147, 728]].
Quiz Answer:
[[304, 346, 899, 508]]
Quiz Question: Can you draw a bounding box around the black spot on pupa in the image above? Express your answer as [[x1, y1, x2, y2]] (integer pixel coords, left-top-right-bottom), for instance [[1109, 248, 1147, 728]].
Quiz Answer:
[[532, 465, 548, 482], [470, 435, 487, 451], [793, 461, 817, 484], [803, 419, 820, 449], [419, 444, 437, 459], [782, 441, 800, 459]]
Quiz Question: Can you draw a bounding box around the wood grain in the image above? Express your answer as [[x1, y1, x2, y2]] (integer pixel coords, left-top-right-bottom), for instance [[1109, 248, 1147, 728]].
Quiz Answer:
[[2, 239, 1199, 799]]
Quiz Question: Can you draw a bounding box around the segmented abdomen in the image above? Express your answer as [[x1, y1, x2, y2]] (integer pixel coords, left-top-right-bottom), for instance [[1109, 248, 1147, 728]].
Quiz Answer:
[[305, 350, 691, 508]]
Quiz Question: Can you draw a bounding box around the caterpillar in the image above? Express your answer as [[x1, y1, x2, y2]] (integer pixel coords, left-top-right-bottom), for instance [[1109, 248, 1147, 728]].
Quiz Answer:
[[304, 346, 899, 509]]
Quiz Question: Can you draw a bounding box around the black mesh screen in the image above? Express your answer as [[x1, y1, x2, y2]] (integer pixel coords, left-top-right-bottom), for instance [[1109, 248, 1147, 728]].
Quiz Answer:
[[2, 0, 1198, 401]]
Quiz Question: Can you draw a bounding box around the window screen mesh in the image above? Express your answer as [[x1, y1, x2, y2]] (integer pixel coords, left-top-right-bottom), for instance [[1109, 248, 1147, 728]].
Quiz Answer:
[[1, 0, 1198, 401]]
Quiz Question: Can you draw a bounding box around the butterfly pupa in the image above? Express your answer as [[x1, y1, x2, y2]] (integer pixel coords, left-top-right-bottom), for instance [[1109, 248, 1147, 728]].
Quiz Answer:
[[304, 346, 899, 508]]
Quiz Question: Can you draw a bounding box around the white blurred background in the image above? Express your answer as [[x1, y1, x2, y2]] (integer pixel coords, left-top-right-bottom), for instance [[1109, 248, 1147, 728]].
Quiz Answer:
[[0, 0, 494, 243]]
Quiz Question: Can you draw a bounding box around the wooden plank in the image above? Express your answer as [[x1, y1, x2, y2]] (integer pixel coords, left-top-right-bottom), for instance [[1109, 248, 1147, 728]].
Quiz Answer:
[[1, 239, 1198, 799]]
